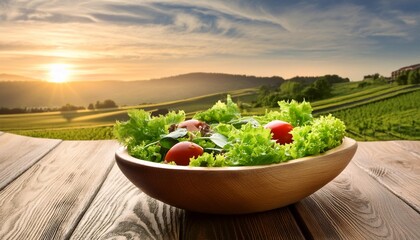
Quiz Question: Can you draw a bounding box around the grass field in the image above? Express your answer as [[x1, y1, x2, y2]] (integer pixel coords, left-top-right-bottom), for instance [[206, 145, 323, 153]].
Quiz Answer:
[[1, 82, 419, 141], [0, 88, 258, 140], [11, 126, 115, 140]]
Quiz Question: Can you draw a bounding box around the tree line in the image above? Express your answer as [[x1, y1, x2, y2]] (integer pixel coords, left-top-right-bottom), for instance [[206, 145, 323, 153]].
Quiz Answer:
[[255, 75, 349, 107], [396, 69, 420, 85], [0, 99, 118, 114]]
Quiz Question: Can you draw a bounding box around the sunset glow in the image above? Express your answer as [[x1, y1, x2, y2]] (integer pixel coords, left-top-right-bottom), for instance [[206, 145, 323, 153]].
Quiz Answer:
[[0, 1, 419, 81], [48, 64, 71, 83]]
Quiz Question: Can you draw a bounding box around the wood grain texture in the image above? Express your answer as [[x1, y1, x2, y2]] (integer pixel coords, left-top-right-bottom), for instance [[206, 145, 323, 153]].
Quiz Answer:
[[0, 133, 61, 190], [71, 163, 183, 240], [353, 141, 420, 212], [393, 140, 420, 155], [294, 161, 420, 239], [0, 140, 119, 240], [182, 207, 305, 240]]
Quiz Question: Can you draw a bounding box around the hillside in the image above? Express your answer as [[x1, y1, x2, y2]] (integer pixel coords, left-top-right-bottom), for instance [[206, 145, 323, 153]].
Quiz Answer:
[[2, 82, 419, 141], [0, 73, 283, 108], [0, 74, 43, 82]]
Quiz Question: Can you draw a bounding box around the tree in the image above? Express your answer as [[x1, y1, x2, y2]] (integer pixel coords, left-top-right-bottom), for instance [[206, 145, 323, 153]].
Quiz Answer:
[[324, 74, 350, 84], [279, 81, 303, 100], [255, 74, 346, 107], [258, 85, 271, 98], [95, 99, 118, 109], [87, 103, 95, 110], [313, 77, 332, 98], [103, 99, 118, 108], [300, 77, 332, 101], [408, 69, 420, 84], [301, 86, 318, 101], [396, 72, 408, 85], [358, 81, 370, 88], [60, 103, 85, 112]]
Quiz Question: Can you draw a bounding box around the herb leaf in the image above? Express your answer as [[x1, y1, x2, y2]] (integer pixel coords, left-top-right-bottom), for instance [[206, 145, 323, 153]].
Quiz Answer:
[[159, 128, 188, 149], [208, 133, 228, 148], [163, 128, 188, 139]]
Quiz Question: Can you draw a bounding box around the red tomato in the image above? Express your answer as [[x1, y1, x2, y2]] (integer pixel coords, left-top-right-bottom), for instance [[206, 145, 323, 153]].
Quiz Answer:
[[178, 119, 206, 132], [264, 120, 294, 145], [164, 141, 204, 165]]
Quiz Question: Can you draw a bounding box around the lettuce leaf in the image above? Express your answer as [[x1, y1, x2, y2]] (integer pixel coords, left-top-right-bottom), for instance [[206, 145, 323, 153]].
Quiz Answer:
[[114, 99, 346, 166], [190, 152, 227, 167], [289, 114, 346, 159], [114, 109, 185, 161], [193, 95, 240, 123], [259, 100, 313, 127], [224, 123, 287, 166]]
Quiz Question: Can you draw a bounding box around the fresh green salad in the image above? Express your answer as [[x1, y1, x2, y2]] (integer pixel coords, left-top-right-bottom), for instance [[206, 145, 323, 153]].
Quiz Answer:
[[114, 96, 346, 167]]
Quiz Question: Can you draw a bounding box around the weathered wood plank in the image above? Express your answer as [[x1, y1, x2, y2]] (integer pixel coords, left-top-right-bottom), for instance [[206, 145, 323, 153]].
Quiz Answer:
[[353, 141, 420, 212], [0, 140, 119, 240], [294, 161, 420, 239], [0, 133, 61, 190], [72, 163, 306, 240], [71, 163, 183, 240], [182, 207, 305, 240], [392, 140, 420, 155]]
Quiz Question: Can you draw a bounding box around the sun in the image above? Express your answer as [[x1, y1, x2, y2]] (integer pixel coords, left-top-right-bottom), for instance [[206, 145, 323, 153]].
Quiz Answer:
[[48, 64, 71, 83]]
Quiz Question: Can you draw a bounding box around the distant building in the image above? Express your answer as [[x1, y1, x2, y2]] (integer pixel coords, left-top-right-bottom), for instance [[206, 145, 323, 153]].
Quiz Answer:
[[391, 63, 420, 80]]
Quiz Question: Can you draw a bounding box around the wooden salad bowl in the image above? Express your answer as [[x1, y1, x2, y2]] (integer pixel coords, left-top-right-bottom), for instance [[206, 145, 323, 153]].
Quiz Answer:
[[115, 137, 357, 214]]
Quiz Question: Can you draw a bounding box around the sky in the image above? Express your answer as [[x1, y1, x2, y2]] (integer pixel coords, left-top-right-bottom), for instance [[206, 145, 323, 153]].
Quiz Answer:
[[0, 0, 419, 82]]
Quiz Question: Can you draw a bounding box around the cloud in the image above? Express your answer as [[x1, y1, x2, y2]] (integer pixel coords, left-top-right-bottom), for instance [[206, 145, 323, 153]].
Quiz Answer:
[[0, 0, 419, 81]]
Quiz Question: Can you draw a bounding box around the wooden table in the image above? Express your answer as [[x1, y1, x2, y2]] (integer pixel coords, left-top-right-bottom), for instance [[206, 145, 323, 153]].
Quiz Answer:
[[0, 132, 419, 239]]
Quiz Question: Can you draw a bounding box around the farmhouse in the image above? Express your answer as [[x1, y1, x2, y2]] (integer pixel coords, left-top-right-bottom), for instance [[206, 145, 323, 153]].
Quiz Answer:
[[391, 63, 420, 80]]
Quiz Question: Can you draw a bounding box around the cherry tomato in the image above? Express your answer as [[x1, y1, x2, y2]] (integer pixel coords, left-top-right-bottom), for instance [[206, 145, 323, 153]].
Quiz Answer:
[[164, 141, 204, 166], [264, 120, 294, 145], [177, 119, 206, 132]]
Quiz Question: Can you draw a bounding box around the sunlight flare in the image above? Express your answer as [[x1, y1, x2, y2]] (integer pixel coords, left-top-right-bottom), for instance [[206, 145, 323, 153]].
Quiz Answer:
[[48, 63, 71, 83]]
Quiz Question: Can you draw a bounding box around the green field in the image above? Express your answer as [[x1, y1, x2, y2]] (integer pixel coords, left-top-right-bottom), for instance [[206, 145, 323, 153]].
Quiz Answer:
[[1, 83, 419, 141], [0, 88, 258, 140], [11, 126, 115, 140], [330, 90, 420, 141], [312, 84, 419, 114]]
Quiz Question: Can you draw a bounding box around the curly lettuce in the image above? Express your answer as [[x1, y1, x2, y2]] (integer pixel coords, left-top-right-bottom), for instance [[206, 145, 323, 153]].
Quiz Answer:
[[259, 100, 313, 127], [191, 123, 287, 166], [289, 114, 346, 159], [115, 97, 347, 166], [223, 123, 287, 166], [190, 152, 227, 167], [114, 109, 185, 161], [193, 95, 240, 123]]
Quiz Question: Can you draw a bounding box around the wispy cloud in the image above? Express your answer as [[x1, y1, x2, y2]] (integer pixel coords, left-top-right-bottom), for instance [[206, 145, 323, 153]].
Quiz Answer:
[[0, 0, 419, 80]]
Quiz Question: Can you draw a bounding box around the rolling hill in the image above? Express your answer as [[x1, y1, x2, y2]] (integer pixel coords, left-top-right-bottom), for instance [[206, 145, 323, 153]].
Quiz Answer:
[[0, 74, 43, 82], [0, 72, 283, 108]]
